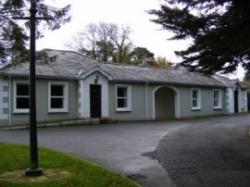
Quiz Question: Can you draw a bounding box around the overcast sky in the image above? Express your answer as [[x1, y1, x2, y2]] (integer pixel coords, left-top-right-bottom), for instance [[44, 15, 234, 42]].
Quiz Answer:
[[37, 0, 245, 80]]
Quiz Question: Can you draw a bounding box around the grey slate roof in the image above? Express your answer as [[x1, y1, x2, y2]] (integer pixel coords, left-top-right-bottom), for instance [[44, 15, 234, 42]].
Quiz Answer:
[[0, 49, 234, 87]]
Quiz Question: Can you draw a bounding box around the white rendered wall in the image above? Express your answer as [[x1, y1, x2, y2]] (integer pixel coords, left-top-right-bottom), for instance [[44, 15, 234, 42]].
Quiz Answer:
[[241, 90, 248, 112], [78, 80, 84, 117], [227, 87, 248, 114], [79, 72, 109, 118], [236, 88, 248, 113], [226, 88, 234, 114], [238, 89, 243, 113]]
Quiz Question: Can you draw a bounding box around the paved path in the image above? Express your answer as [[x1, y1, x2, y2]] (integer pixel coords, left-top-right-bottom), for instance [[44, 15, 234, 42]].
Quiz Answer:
[[0, 120, 189, 187], [156, 114, 250, 187]]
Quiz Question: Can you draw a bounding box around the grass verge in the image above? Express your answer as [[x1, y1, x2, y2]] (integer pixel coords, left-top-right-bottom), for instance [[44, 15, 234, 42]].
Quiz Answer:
[[0, 142, 139, 187]]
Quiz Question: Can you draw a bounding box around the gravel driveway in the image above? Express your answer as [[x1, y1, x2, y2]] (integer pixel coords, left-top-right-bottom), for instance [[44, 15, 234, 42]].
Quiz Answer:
[[156, 114, 250, 187]]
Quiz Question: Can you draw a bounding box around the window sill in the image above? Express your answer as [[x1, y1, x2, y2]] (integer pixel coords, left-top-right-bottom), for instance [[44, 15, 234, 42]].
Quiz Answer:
[[48, 109, 68, 113], [116, 108, 132, 112], [13, 109, 29, 114]]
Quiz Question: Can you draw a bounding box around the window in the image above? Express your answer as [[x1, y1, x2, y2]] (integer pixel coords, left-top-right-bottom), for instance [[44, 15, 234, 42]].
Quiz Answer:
[[14, 82, 29, 113], [48, 82, 68, 113], [191, 89, 201, 110], [116, 85, 131, 111], [213, 90, 222, 109]]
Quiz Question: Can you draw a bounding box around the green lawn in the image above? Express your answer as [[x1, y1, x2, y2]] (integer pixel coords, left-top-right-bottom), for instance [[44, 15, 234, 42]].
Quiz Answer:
[[0, 142, 139, 187]]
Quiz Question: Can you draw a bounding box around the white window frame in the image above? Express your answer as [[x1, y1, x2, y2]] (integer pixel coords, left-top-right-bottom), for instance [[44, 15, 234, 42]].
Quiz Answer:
[[13, 80, 29, 113], [48, 82, 68, 113], [191, 88, 201, 110], [213, 89, 222, 109], [115, 85, 132, 112]]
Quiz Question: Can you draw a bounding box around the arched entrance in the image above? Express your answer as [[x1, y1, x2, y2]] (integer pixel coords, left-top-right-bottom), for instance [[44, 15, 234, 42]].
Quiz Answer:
[[153, 86, 179, 120]]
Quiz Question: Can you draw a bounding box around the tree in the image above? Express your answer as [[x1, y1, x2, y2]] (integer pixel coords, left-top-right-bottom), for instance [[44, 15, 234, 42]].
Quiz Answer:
[[130, 47, 155, 65], [149, 0, 250, 74], [244, 70, 250, 81], [112, 26, 133, 63], [0, 0, 71, 64], [112, 46, 132, 64], [153, 56, 173, 68], [66, 22, 132, 63], [243, 70, 250, 91]]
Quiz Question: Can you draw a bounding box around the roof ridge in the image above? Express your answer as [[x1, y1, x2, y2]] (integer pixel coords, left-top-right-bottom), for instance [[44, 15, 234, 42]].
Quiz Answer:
[[212, 74, 232, 80], [99, 61, 175, 71], [41, 48, 173, 70], [41, 48, 91, 60]]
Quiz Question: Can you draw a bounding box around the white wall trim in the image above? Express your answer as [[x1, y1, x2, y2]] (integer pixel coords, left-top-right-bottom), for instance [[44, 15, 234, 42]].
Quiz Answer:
[[8, 75, 11, 125], [78, 80, 84, 117], [152, 86, 180, 120], [226, 88, 234, 113], [48, 81, 68, 113], [80, 72, 109, 118], [0, 77, 9, 120], [238, 89, 248, 113], [80, 68, 112, 80], [237, 88, 241, 112], [243, 90, 248, 112], [242, 90, 248, 112], [145, 82, 149, 120]]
